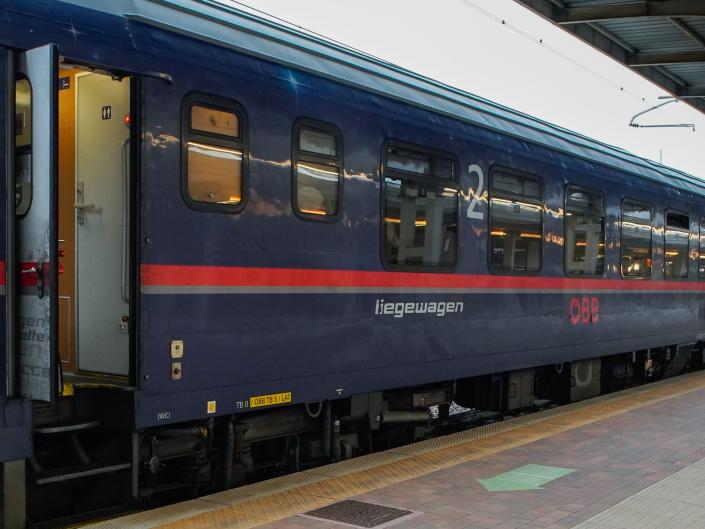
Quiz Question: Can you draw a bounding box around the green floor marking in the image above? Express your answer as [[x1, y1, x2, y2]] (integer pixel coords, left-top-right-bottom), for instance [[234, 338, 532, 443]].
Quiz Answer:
[[477, 464, 575, 492]]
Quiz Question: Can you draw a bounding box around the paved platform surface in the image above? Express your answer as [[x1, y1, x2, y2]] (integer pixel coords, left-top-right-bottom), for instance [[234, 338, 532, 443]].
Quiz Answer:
[[94, 371, 705, 529]]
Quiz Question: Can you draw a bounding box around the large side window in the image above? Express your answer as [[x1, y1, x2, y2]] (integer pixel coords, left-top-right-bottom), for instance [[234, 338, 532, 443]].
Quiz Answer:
[[292, 120, 342, 220], [489, 168, 542, 274], [382, 143, 458, 269], [700, 218, 705, 280], [664, 212, 689, 280], [565, 186, 605, 276], [621, 199, 652, 278], [181, 93, 247, 212]]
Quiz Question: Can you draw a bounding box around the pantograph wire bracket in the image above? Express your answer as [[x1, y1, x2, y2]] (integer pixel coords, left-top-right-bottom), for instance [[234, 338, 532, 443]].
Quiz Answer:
[[629, 98, 695, 131]]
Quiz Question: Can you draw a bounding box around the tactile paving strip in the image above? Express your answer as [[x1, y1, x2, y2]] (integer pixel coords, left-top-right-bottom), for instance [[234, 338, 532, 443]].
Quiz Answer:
[[89, 371, 705, 529]]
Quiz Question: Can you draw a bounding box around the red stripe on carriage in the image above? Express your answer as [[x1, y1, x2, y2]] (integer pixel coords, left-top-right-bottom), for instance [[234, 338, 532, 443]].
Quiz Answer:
[[140, 264, 705, 292]]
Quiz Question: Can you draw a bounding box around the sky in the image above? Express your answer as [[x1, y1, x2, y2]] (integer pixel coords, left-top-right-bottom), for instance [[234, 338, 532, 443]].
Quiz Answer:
[[225, 0, 705, 179]]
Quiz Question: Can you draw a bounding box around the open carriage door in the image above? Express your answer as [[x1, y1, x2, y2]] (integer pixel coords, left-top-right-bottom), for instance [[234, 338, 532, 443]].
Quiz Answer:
[[14, 44, 59, 401]]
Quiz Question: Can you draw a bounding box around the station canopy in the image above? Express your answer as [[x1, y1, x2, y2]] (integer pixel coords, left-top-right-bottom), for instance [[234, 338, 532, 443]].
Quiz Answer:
[[514, 0, 705, 115]]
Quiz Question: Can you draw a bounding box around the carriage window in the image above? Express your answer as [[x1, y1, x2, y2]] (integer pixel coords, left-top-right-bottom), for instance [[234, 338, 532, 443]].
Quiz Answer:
[[15, 77, 32, 217], [293, 122, 342, 219], [182, 95, 246, 212], [700, 218, 705, 280], [382, 144, 458, 268], [489, 169, 542, 274], [565, 186, 604, 276], [621, 200, 652, 278], [664, 212, 689, 280], [187, 142, 242, 204], [191, 105, 239, 137]]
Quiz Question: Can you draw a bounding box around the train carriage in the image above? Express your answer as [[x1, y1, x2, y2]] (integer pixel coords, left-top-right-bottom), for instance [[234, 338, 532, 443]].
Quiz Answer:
[[1, 0, 705, 526]]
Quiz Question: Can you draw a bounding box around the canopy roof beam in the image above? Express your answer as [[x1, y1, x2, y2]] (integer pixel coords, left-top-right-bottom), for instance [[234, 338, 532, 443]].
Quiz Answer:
[[513, 0, 705, 114], [630, 50, 705, 67], [669, 17, 705, 48], [681, 85, 705, 97], [561, 1, 705, 25]]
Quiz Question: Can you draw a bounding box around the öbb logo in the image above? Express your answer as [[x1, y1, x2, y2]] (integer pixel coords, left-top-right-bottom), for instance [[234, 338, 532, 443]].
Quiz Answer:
[[569, 296, 599, 325]]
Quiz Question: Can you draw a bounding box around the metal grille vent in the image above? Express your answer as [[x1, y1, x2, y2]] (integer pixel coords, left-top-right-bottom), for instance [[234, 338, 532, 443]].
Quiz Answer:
[[304, 499, 412, 528]]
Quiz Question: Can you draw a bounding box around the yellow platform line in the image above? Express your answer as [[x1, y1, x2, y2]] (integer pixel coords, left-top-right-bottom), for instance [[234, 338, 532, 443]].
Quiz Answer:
[[94, 371, 705, 529]]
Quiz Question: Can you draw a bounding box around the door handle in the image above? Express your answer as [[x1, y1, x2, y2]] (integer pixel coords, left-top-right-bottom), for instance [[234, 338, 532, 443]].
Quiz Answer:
[[20, 262, 44, 298], [74, 202, 96, 225]]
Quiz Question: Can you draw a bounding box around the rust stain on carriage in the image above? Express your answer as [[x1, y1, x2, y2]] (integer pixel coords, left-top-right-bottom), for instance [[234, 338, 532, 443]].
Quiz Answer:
[[99, 371, 705, 529]]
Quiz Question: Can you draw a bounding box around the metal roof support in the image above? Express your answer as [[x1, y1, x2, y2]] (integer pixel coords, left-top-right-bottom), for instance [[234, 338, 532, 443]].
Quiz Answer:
[[561, 1, 705, 25], [585, 22, 635, 53], [513, 0, 705, 115], [682, 86, 705, 97], [629, 50, 705, 67], [668, 17, 705, 48]]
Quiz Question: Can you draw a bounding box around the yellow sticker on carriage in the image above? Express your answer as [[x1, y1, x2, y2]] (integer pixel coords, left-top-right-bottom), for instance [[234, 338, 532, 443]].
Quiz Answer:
[[249, 392, 292, 408]]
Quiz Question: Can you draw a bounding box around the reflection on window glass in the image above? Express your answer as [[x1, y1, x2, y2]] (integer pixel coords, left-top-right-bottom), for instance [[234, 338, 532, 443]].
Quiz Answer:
[[621, 200, 652, 278], [664, 213, 689, 280], [489, 171, 542, 273], [294, 125, 341, 218], [622, 201, 651, 222], [386, 147, 454, 179], [296, 161, 339, 216], [15, 78, 32, 217], [383, 178, 457, 267], [191, 105, 239, 137], [565, 187, 604, 276], [187, 142, 242, 204], [491, 171, 541, 199], [300, 128, 337, 157]]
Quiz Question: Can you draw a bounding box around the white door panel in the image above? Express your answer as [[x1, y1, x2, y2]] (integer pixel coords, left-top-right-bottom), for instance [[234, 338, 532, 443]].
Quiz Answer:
[[75, 73, 129, 376]]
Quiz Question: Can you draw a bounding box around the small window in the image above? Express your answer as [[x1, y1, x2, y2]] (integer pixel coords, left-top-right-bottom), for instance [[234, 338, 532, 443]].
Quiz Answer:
[[15, 77, 32, 217], [382, 143, 458, 269], [699, 218, 705, 280], [621, 199, 652, 278], [565, 186, 605, 276], [191, 105, 239, 138], [664, 212, 689, 280], [292, 120, 342, 219], [489, 168, 542, 274], [182, 94, 247, 212]]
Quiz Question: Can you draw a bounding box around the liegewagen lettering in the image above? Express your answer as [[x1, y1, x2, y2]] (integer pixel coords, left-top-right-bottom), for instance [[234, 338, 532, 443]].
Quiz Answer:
[[374, 299, 464, 318]]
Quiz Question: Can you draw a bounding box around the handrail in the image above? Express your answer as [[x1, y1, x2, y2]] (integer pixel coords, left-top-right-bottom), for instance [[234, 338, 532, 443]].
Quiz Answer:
[[121, 138, 130, 304]]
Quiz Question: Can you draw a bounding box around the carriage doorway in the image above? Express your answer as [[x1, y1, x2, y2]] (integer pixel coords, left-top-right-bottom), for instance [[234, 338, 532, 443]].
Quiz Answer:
[[58, 69, 131, 378]]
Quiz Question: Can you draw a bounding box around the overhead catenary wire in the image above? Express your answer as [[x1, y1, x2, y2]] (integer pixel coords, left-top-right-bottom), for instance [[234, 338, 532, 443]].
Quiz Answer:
[[213, 0, 396, 66], [456, 0, 649, 104], [221, 0, 651, 106]]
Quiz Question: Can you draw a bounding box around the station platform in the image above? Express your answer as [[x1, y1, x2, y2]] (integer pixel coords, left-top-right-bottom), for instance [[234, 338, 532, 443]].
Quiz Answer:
[[92, 371, 705, 529]]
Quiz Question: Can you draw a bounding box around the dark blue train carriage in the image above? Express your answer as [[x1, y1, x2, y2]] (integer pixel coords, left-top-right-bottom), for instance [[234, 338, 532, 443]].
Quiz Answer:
[[1, 0, 705, 525]]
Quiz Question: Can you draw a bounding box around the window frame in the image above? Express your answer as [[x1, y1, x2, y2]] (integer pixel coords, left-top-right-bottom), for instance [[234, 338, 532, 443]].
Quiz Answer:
[[663, 209, 690, 281], [380, 139, 460, 273], [291, 117, 344, 222], [619, 197, 653, 280], [563, 184, 606, 278], [487, 165, 544, 276], [180, 91, 248, 214]]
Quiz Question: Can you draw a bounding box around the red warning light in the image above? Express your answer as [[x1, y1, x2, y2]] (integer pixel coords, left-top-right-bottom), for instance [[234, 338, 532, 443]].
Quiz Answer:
[[124, 114, 131, 127]]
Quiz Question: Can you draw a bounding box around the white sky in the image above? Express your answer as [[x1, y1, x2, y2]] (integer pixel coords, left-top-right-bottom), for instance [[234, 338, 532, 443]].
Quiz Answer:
[[232, 0, 705, 178]]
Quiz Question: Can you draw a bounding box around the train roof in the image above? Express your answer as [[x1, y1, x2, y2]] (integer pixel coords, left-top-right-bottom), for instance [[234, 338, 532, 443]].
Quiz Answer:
[[65, 0, 705, 197]]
